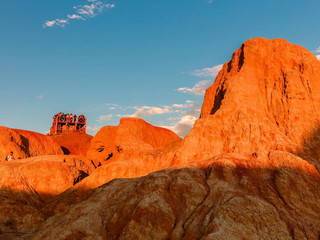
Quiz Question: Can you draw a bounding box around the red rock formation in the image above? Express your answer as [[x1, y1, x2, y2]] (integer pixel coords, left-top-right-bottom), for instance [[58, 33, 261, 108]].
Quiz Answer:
[[52, 38, 320, 207], [0, 155, 97, 234], [176, 38, 320, 165], [86, 117, 181, 163], [22, 159, 320, 240], [4, 38, 320, 239], [50, 132, 93, 156], [0, 127, 63, 161]]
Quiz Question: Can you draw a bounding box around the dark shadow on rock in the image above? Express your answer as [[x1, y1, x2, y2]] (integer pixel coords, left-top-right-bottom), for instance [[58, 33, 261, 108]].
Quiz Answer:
[[294, 125, 320, 173], [61, 146, 71, 155]]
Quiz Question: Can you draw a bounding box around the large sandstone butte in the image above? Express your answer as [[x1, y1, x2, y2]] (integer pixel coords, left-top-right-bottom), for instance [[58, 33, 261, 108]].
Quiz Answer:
[[86, 117, 181, 163], [0, 127, 63, 161], [4, 38, 320, 239], [176, 38, 320, 166], [50, 132, 93, 156], [49, 38, 320, 212]]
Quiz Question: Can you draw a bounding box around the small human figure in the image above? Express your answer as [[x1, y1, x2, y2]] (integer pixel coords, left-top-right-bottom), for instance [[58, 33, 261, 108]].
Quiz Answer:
[[5, 152, 15, 161], [74, 114, 77, 122], [66, 114, 70, 122], [70, 113, 73, 122]]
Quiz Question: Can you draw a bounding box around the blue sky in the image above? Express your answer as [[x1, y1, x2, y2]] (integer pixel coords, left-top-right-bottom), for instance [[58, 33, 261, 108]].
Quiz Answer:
[[1, 0, 320, 137]]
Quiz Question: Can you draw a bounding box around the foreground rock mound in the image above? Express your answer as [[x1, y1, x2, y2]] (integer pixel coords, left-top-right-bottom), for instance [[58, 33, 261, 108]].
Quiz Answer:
[[23, 158, 320, 240], [177, 38, 320, 165], [0, 155, 97, 234], [0, 127, 63, 160], [87, 117, 181, 163], [50, 132, 93, 156]]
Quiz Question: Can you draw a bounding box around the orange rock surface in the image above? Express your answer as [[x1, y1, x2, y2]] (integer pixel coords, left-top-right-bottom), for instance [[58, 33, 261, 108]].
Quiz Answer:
[[86, 117, 181, 163], [50, 132, 93, 156], [0, 155, 97, 234], [0, 127, 63, 161], [2, 38, 320, 239], [23, 160, 320, 240], [176, 38, 320, 165]]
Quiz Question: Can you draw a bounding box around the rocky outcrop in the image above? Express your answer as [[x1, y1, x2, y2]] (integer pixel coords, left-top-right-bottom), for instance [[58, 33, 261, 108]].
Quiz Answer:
[[176, 38, 320, 165], [0, 127, 63, 161], [50, 132, 93, 156], [3, 38, 320, 239], [86, 117, 181, 163], [22, 153, 320, 240], [0, 155, 97, 234]]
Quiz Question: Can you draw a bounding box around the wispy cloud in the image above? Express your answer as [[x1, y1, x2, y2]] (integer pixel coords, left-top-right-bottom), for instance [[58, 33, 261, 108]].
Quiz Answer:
[[97, 114, 113, 122], [178, 64, 223, 95], [43, 0, 115, 28], [129, 106, 172, 118], [37, 93, 45, 99], [190, 64, 223, 78], [178, 80, 213, 95], [161, 115, 197, 137]]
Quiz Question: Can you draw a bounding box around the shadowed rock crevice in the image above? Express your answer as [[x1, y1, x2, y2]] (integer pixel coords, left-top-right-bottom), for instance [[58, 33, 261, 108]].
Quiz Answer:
[[210, 87, 226, 115], [238, 44, 245, 72]]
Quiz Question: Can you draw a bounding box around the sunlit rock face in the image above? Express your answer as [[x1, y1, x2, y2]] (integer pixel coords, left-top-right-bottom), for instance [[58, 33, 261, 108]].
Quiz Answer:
[[0, 127, 63, 160], [176, 38, 320, 166], [86, 117, 181, 164], [50, 132, 93, 156], [3, 38, 320, 239], [22, 156, 320, 240], [49, 38, 320, 211]]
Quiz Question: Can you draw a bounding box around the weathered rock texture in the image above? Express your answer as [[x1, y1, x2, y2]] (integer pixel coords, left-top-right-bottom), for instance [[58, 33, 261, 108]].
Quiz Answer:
[[3, 38, 320, 240], [50, 132, 93, 156], [0, 127, 63, 161], [0, 155, 97, 234], [23, 155, 320, 240], [50, 38, 320, 214], [86, 117, 181, 163], [176, 38, 320, 166]]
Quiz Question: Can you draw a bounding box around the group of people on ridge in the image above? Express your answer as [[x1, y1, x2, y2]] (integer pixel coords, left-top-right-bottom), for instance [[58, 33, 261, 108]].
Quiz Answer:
[[54, 113, 85, 123]]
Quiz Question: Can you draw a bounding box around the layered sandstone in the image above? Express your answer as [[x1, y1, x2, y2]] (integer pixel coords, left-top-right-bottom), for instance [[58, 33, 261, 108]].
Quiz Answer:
[[0, 155, 97, 234], [176, 38, 320, 166], [23, 155, 320, 240], [86, 117, 181, 163], [50, 132, 93, 156], [4, 38, 320, 239], [0, 127, 63, 161]]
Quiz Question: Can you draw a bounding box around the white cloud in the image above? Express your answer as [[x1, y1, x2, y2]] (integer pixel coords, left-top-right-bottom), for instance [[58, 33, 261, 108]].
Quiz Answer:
[[316, 47, 320, 53], [161, 115, 197, 137], [316, 55, 320, 61], [68, 14, 84, 20], [178, 80, 213, 96], [190, 64, 223, 78], [129, 106, 172, 118], [43, 0, 115, 28], [44, 20, 56, 27], [97, 114, 113, 122]]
